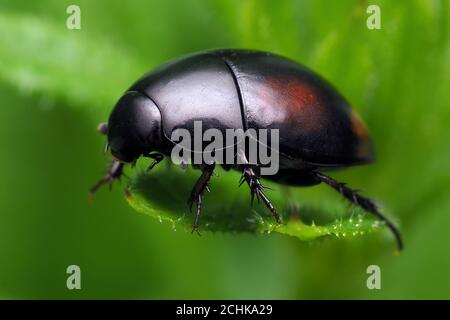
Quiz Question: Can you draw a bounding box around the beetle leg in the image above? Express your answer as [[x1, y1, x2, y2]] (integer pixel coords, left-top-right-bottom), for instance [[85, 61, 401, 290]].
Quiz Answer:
[[89, 160, 124, 195], [187, 164, 215, 234], [313, 171, 403, 251], [144, 152, 164, 171], [191, 194, 203, 236], [241, 166, 282, 225]]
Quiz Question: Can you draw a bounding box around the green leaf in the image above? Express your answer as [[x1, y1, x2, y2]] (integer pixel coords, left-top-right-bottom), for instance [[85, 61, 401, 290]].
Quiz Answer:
[[126, 165, 383, 242], [0, 11, 144, 113]]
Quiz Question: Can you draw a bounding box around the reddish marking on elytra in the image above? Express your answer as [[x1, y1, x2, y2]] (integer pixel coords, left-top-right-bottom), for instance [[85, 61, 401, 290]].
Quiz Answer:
[[350, 109, 373, 161], [350, 109, 369, 139], [264, 77, 321, 109], [262, 77, 326, 132], [286, 80, 321, 108]]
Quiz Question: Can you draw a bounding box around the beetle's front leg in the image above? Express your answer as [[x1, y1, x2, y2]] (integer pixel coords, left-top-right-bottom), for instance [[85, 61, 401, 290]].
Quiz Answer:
[[187, 164, 215, 235], [90, 160, 124, 195], [144, 152, 164, 171], [240, 166, 282, 224]]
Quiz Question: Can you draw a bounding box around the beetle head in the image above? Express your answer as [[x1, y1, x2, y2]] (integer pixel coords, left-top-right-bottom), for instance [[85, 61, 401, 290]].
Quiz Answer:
[[107, 91, 162, 163]]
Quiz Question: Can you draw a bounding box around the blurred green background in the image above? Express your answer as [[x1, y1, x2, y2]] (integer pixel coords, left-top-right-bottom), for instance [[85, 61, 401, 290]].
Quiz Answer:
[[0, 0, 449, 299]]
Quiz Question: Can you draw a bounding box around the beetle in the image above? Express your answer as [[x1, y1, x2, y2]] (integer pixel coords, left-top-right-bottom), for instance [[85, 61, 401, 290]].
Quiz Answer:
[[91, 49, 402, 250]]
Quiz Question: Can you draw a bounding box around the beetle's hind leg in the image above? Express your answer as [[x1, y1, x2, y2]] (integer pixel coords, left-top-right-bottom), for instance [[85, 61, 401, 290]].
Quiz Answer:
[[187, 164, 215, 235], [89, 160, 124, 195], [313, 171, 403, 251], [241, 166, 282, 225]]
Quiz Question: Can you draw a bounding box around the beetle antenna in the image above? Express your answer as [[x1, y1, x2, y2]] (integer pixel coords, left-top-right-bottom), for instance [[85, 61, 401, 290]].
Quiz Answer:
[[97, 122, 108, 135], [313, 171, 403, 251]]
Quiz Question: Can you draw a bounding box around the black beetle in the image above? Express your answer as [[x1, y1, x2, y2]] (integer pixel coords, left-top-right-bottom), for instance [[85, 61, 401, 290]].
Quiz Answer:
[[91, 49, 402, 250]]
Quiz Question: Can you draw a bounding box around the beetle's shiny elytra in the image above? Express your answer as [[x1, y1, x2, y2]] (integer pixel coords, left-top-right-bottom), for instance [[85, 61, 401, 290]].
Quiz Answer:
[[91, 49, 402, 251]]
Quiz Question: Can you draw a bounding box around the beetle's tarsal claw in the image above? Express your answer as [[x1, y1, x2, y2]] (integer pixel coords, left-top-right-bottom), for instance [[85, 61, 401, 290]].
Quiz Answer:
[[146, 161, 157, 172], [191, 226, 201, 236], [144, 153, 164, 172], [187, 165, 215, 234], [238, 174, 246, 186], [89, 179, 106, 196]]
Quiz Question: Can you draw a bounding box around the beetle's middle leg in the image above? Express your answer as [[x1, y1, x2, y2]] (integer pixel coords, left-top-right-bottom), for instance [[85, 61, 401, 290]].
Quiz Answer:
[[240, 166, 282, 225], [144, 152, 164, 171], [187, 164, 215, 234]]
